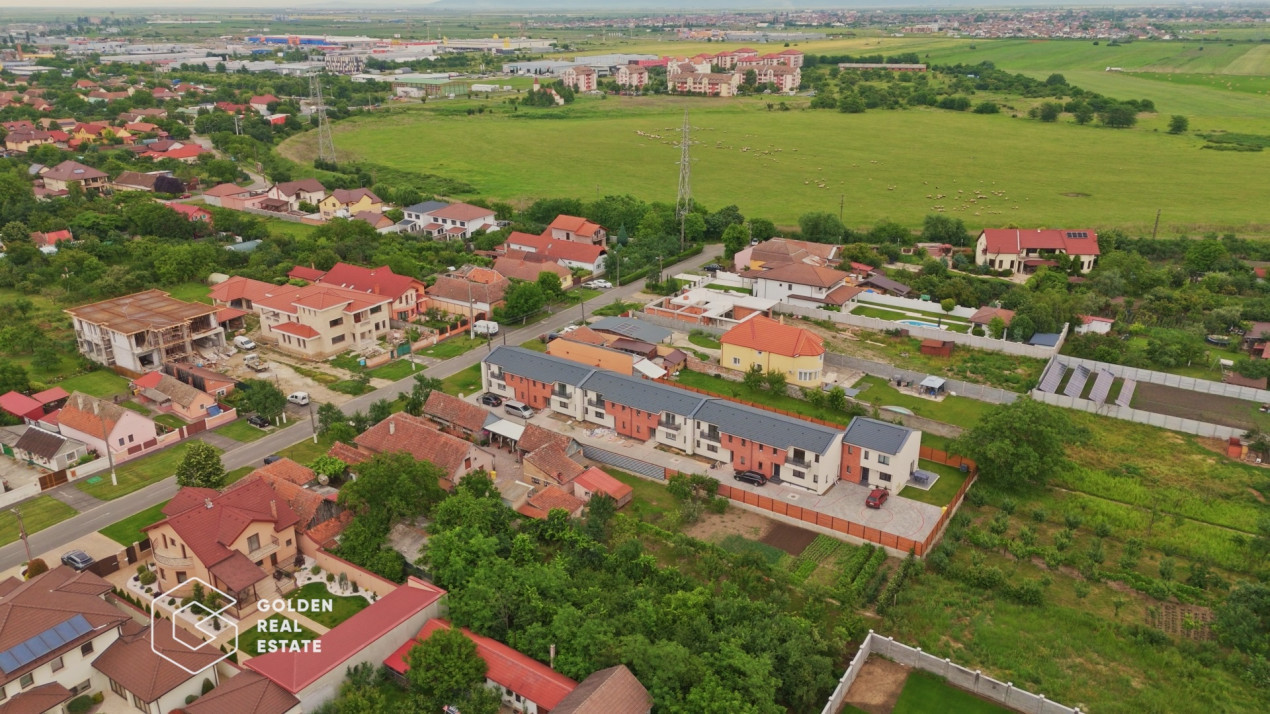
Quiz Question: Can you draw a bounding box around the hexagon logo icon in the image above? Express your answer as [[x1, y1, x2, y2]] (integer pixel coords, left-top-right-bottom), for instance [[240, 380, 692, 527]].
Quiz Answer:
[[150, 576, 237, 674]]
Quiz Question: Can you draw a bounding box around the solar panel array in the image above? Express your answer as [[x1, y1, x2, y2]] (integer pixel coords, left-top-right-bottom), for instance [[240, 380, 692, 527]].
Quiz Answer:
[[1063, 366, 1091, 398], [1065, 231, 1090, 239], [1117, 379, 1136, 407], [1038, 363, 1067, 393], [1089, 370, 1115, 404], [0, 614, 92, 674]]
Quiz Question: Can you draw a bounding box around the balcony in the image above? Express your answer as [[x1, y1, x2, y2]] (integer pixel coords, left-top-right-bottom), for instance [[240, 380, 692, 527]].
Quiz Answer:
[[586, 399, 606, 409], [787, 456, 812, 469], [153, 551, 193, 568], [246, 538, 279, 563], [552, 390, 572, 400], [699, 431, 720, 443], [658, 421, 680, 432]]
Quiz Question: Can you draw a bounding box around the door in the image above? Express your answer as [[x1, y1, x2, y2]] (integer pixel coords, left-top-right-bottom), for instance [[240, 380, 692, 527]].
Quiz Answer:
[[861, 467, 870, 485], [771, 464, 781, 480]]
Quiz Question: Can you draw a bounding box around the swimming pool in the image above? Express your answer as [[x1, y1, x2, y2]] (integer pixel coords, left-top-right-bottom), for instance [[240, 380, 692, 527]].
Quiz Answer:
[[896, 319, 946, 330]]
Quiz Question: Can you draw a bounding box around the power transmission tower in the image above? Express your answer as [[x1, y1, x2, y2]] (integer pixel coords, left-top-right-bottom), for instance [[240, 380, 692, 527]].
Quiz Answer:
[[310, 71, 336, 164], [675, 110, 692, 253]]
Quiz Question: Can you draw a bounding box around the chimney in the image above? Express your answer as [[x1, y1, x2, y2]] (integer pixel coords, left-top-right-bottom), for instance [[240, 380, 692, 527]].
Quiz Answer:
[[204, 498, 213, 509], [389, 419, 396, 435], [270, 499, 277, 519]]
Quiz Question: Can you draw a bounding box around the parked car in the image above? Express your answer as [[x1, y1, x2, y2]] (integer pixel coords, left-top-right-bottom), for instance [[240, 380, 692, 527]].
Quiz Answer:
[[263, 454, 282, 465], [233, 335, 257, 350], [734, 470, 768, 487], [504, 401, 534, 419], [287, 391, 310, 406], [479, 392, 503, 407], [246, 414, 270, 429], [584, 279, 612, 289], [61, 550, 94, 571], [703, 263, 723, 272], [865, 488, 889, 509]]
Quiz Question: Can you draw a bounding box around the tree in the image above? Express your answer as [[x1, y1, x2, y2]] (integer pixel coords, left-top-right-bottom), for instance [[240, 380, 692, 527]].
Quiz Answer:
[[499, 282, 546, 324], [338, 451, 445, 524], [242, 379, 286, 421], [175, 442, 226, 489], [1214, 582, 1270, 656], [1011, 314, 1036, 341], [1073, 104, 1094, 125], [764, 369, 787, 394], [536, 271, 564, 301], [953, 398, 1086, 489], [317, 402, 346, 434], [308, 455, 346, 482], [24, 558, 47, 580], [1045, 73, 1068, 86], [1184, 237, 1229, 274], [1038, 102, 1063, 122], [748, 218, 777, 243], [920, 214, 970, 247], [1099, 104, 1138, 128], [987, 315, 1007, 340], [797, 212, 845, 244], [405, 626, 491, 713], [940, 298, 956, 317], [721, 223, 748, 259], [743, 364, 765, 391], [368, 399, 393, 425], [1167, 115, 1189, 134], [31, 344, 60, 373]]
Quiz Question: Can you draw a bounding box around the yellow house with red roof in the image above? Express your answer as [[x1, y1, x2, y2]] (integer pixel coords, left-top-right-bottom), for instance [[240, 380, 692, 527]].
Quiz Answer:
[[719, 314, 825, 387]]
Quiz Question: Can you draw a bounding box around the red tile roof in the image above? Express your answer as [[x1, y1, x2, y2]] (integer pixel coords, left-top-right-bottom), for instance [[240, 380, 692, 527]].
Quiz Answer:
[[272, 179, 325, 197], [505, 232, 606, 266], [216, 307, 248, 323], [979, 228, 1100, 257], [42, 160, 106, 182], [546, 214, 604, 238], [254, 283, 391, 316], [742, 262, 848, 288], [384, 619, 577, 709], [554, 665, 651, 714], [143, 479, 300, 574], [0, 682, 73, 714], [329, 188, 382, 204], [91, 620, 223, 703], [526, 485, 586, 516], [57, 392, 133, 441], [493, 254, 572, 284], [0, 392, 43, 419], [209, 276, 284, 305], [572, 467, 632, 504], [247, 579, 446, 694], [204, 182, 250, 198], [720, 315, 824, 358], [968, 306, 1015, 325], [423, 391, 489, 434], [525, 444, 585, 485], [316, 262, 422, 302], [271, 321, 319, 339], [327, 441, 370, 465], [169, 203, 212, 221], [183, 671, 299, 714], [518, 423, 574, 454], [287, 266, 327, 282], [430, 202, 495, 222], [355, 413, 479, 478], [31, 387, 68, 405]]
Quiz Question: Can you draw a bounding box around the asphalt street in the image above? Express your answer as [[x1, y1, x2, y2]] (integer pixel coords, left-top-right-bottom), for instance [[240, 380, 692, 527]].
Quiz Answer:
[[0, 245, 721, 571]]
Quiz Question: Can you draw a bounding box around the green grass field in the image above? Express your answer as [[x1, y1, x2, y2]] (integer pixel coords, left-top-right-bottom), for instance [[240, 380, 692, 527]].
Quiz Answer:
[[56, 370, 130, 398], [892, 671, 1015, 714], [367, 359, 418, 381], [238, 614, 321, 657], [0, 496, 77, 547], [420, 335, 485, 359], [165, 281, 212, 304], [439, 364, 483, 396], [215, 418, 269, 443], [99, 501, 169, 546], [285, 582, 370, 629], [604, 469, 678, 523], [76, 441, 217, 501], [674, 369, 857, 427], [899, 459, 969, 507], [853, 375, 991, 428]]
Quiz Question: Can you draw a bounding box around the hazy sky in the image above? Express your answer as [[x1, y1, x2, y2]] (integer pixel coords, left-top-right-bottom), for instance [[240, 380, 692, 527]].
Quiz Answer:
[[0, 0, 1178, 11]]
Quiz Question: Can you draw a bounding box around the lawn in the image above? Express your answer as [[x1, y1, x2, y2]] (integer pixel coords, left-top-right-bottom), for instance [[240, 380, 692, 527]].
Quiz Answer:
[[215, 418, 269, 443], [852, 376, 991, 429], [285, 582, 370, 629], [0, 496, 77, 547], [892, 671, 1014, 714], [674, 369, 857, 428], [153, 414, 186, 430], [277, 433, 336, 465], [165, 281, 212, 304], [120, 401, 152, 416], [519, 338, 549, 352], [420, 335, 485, 359], [283, 86, 1270, 235], [99, 501, 169, 546], [76, 441, 218, 501], [330, 379, 374, 396], [898, 459, 970, 508], [687, 332, 721, 350], [262, 219, 318, 240], [237, 614, 320, 658], [225, 466, 254, 485], [57, 370, 130, 398], [368, 359, 418, 381], [821, 327, 1046, 392], [849, 305, 971, 334], [592, 300, 641, 317], [440, 364, 483, 396], [604, 469, 677, 523]]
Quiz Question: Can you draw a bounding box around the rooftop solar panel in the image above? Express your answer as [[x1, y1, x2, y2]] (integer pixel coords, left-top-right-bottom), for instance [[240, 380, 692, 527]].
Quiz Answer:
[[0, 614, 93, 673]]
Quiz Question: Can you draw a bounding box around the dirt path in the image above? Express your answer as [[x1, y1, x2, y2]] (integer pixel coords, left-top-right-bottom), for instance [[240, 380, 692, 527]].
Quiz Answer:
[[682, 507, 772, 543], [841, 656, 910, 714]]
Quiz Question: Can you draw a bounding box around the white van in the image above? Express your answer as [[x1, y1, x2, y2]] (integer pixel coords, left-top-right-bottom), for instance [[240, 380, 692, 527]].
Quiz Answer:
[[504, 401, 534, 419], [472, 320, 499, 336], [287, 391, 310, 406], [233, 335, 257, 350]]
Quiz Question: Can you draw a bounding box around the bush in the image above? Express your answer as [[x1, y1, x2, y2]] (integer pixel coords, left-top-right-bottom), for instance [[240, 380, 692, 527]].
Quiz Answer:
[[988, 512, 1010, 535], [168, 597, 176, 606], [1031, 508, 1048, 523], [139, 568, 157, 586], [1094, 520, 1113, 538], [69, 695, 95, 714], [967, 564, 1005, 590], [1074, 581, 1091, 599], [24, 558, 48, 580], [964, 487, 987, 507], [1008, 579, 1045, 606], [1064, 513, 1084, 530], [185, 694, 199, 705], [202, 677, 215, 694], [999, 497, 1017, 515], [708, 497, 728, 514], [311, 565, 321, 576], [92, 693, 104, 704], [326, 573, 335, 583]]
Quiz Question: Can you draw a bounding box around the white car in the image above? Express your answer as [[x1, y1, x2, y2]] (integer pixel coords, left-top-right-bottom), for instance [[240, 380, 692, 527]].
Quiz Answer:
[[585, 279, 612, 289], [287, 391, 310, 406], [233, 335, 257, 350]]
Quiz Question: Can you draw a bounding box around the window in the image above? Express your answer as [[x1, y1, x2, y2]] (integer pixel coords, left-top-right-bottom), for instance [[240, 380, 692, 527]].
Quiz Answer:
[[880, 473, 892, 482], [464, 457, 472, 469], [247, 534, 260, 552], [878, 454, 891, 466], [118, 437, 125, 446], [81, 641, 94, 656], [176, 571, 187, 583], [863, 450, 871, 460], [133, 692, 147, 712], [732, 357, 741, 365], [329, 317, 344, 327], [110, 679, 126, 698], [128, 434, 134, 443], [706, 444, 718, 453], [286, 539, 292, 547], [19, 674, 33, 690], [0, 684, 6, 701], [51, 656, 63, 672], [814, 474, 819, 483], [792, 470, 805, 480]]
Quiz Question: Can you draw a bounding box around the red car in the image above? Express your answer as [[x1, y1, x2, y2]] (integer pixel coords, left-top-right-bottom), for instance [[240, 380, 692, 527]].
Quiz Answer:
[[865, 488, 889, 509]]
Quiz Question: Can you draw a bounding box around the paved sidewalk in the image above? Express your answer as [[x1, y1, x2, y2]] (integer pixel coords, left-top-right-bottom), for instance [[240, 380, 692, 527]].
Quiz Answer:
[[48, 483, 104, 511], [196, 431, 243, 450]]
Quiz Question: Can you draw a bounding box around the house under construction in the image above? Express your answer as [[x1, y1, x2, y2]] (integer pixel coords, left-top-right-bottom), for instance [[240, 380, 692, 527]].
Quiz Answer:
[[66, 289, 227, 373]]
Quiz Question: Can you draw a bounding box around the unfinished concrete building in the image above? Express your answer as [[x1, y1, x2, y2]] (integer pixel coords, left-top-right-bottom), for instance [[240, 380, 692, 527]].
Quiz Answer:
[[66, 290, 226, 373]]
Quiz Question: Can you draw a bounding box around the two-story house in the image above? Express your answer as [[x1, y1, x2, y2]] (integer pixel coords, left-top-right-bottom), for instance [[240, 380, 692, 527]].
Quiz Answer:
[[267, 179, 327, 212], [292, 262, 428, 322], [544, 214, 606, 245], [409, 202, 499, 240], [40, 160, 107, 192], [400, 200, 449, 232], [252, 282, 393, 360], [345, 413, 495, 488], [427, 266, 508, 320], [503, 232, 607, 274], [741, 263, 851, 306], [143, 478, 301, 615], [975, 228, 1100, 274], [57, 392, 159, 464], [317, 188, 384, 220], [840, 418, 921, 492], [66, 289, 226, 372], [719, 315, 825, 387]]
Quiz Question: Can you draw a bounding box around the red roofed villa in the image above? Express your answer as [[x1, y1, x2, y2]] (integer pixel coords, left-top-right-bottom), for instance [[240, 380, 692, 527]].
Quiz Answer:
[[975, 228, 1100, 274]]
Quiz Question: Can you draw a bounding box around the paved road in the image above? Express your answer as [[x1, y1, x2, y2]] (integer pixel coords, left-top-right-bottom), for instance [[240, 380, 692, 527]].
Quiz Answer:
[[0, 246, 721, 571]]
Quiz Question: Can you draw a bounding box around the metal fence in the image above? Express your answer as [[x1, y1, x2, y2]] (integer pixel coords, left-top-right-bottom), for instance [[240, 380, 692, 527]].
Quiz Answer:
[[1053, 355, 1270, 402], [822, 631, 1082, 714], [825, 353, 1020, 405], [1030, 389, 1243, 440], [581, 444, 666, 480]]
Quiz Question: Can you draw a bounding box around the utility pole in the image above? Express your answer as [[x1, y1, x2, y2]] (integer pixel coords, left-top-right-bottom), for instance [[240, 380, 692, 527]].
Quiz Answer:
[[1151, 208, 1161, 240], [12, 508, 31, 566], [310, 71, 336, 164], [309, 399, 317, 444], [839, 194, 845, 227], [675, 109, 692, 254]]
